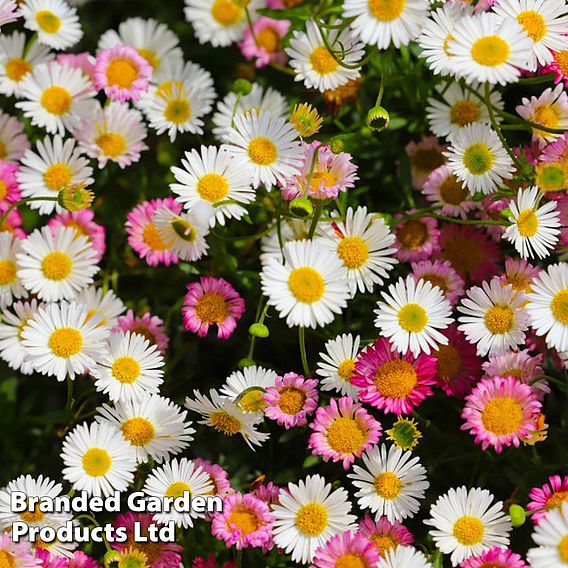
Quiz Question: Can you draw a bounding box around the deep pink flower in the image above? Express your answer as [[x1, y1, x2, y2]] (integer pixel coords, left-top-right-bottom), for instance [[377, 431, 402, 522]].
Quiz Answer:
[[460, 546, 529, 568], [56, 53, 96, 79], [1, 207, 26, 239], [544, 48, 568, 88], [311, 531, 378, 568], [68, 552, 100, 568], [410, 259, 465, 306], [193, 458, 233, 496], [358, 514, 414, 559], [527, 475, 568, 523], [114, 309, 170, 354], [192, 556, 235, 568], [393, 214, 440, 262], [35, 549, 67, 568], [240, 17, 290, 68], [0, 161, 21, 211]]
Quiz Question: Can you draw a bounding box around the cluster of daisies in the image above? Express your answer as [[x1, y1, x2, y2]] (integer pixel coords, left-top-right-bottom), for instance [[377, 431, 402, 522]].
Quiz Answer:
[[0, 0, 568, 567]]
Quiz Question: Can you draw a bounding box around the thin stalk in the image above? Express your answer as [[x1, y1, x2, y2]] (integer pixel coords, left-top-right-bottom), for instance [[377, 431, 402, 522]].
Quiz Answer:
[[308, 201, 324, 238], [0, 196, 58, 225], [299, 327, 310, 377]]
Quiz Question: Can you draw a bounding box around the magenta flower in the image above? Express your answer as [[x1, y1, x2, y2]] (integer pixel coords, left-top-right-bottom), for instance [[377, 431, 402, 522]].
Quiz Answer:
[[114, 309, 170, 354], [311, 531, 378, 568], [239, 17, 290, 68], [460, 546, 529, 568], [527, 475, 568, 524]]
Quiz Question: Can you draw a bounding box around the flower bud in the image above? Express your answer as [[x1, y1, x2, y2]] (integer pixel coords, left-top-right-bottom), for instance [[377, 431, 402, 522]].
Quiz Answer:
[[57, 183, 94, 212], [249, 322, 269, 338], [232, 78, 252, 96], [328, 138, 344, 154], [509, 504, 526, 527], [238, 357, 255, 369], [289, 196, 314, 218], [365, 105, 390, 133]]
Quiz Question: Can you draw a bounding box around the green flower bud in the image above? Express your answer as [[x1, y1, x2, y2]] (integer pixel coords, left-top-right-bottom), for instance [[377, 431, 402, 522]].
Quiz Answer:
[[328, 138, 344, 154], [232, 78, 252, 96], [365, 105, 390, 133], [500, 207, 513, 219], [238, 357, 255, 369], [104, 551, 120, 568], [472, 191, 486, 202], [289, 196, 314, 218], [57, 183, 94, 212], [249, 322, 269, 338], [509, 504, 526, 527]]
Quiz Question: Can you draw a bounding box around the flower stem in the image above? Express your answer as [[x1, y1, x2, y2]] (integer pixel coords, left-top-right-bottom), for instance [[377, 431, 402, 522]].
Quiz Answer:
[[0, 196, 59, 225], [299, 326, 310, 377]]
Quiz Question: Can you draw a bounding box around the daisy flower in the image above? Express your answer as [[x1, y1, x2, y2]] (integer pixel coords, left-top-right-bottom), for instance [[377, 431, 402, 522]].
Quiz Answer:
[[16, 135, 94, 215], [114, 309, 169, 354], [170, 146, 255, 227], [351, 338, 437, 415], [410, 259, 465, 306], [378, 546, 432, 568], [211, 492, 274, 550], [0, 0, 18, 29], [405, 136, 447, 190], [260, 218, 310, 266], [17, 226, 99, 302], [74, 101, 148, 169], [358, 515, 414, 559], [348, 444, 429, 522], [527, 475, 568, 523], [182, 276, 245, 339], [499, 257, 541, 295], [448, 12, 533, 85], [193, 458, 232, 497], [316, 333, 361, 399], [56, 52, 95, 79], [286, 20, 364, 92], [375, 275, 453, 357], [263, 372, 319, 429], [91, 331, 164, 402], [185, 389, 269, 450], [343, 0, 429, 49], [143, 457, 213, 528], [445, 123, 515, 195], [311, 531, 379, 568], [261, 239, 350, 329], [308, 396, 382, 469], [0, 112, 29, 163], [316, 206, 398, 295], [393, 215, 440, 262], [20, 0, 83, 50], [1, 208, 25, 240], [0, 233, 27, 308], [240, 16, 290, 69], [272, 474, 357, 564], [75, 286, 124, 328], [461, 376, 541, 453], [546, 47, 568, 88], [423, 166, 477, 219], [461, 547, 528, 568], [425, 486, 512, 567], [96, 394, 195, 464], [61, 421, 137, 497], [0, 533, 39, 568], [527, 502, 568, 567], [16, 62, 96, 136], [483, 349, 546, 395], [219, 365, 278, 414], [0, 31, 53, 97]]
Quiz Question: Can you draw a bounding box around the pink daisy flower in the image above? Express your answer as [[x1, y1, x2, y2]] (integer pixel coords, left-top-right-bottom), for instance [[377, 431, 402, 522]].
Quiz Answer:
[[432, 325, 482, 398], [410, 259, 465, 306], [211, 492, 274, 551], [47, 210, 106, 261], [405, 136, 446, 190], [251, 482, 281, 509], [35, 550, 66, 568], [193, 458, 233, 497], [351, 338, 437, 415], [93, 45, 152, 103], [182, 276, 245, 339], [498, 258, 542, 295], [192, 556, 235, 568], [114, 309, 170, 354], [280, 141, 358, 200], [527, 475, 568, 523], [0, 161, 21, 211], [545, 48, 568, 88], [461, 376, 542, 453], [0, 0, 18, 29], [308, 396, 382, 470], [0, 533, 39, 568], [311, 531, 378, 568], [477, 196, 509, 241], [111, 512, 182, 568], [423, 165, 476, 219], [552, 194, 568, 246], [239, 17, 290, 68], [56, 53, 96, 79], [0, 208, 26, 239], [393, 214, 440, 262], [68, 552, 100, 568], [125, 197, 180, 267], [358, 515, 414, 559], [263, 372, 319, 428], [539, 133, 568, 164], [460, 546, 529, 568]]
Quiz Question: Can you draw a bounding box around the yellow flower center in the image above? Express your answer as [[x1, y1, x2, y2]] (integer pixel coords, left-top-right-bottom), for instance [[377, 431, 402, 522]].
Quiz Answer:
[[121, 417, 155, 446], [288, 266, 325, 304], [136, 48, 159, 70], [396, 220, 428, 250], [310, 46, 338, 75], [6, 58, 32, 82], [97, 133, 127, 158], [41, 86, 72, 115], [554, 49, 568, 75], [164, 99, 191, 124], [517, 10, 547, 42], [484, 305, 514, 334], [227, 509, 260, 535], [559, 535, 568, 563], [44, 163, 72, 191], [398, 303, 428, 333], [295, 503, 328, 536], [20, 503, 45, 524], [118, 550, 148, 568], [111, 356, 141, 384], [0, 141, 6, 160], [257, 27, 280, 53], [211, 0, 244, 26], [41, 251, 72, 281], [370, 534, 398, 558], [335, 555, 366, 568], [439, 174, 469, 205], [0, 180, 7, 200], [441, 234, 483, 276], [165, 482, 191, 499], [194, 292, 228, 324], [35, 10, 62, 34], [310, 170, 338, 190], [434, 344, 461, 379], [516, 209, 539, 237], [239, 389, 267, 413], [142, 223, 171, 251], [0, 551, 15, 568], [197, 173, 229, 203], [471, 36, 510, 67], [106, 58, 139, 89], [82, 448, 112, 477], [481, 397, 523, 435], [536, 163, 566, 192], [374, 472, 402, 500], [453, 516, 485, 546], [552, 289, 568, 325], [337, 236, 369, 269], [374, 359, 417, 398], [368, 0, 405, 21], [546, 491, 568, 511], [463, 143, 494, 175], [337, 358, 356, 382], [0, 259, 16, 285], [534, 105, 560, 131], [326, 416, 366, 454], [210, 410, 241, 435], [450, 100, 482, 127], [421, 273, 449, 294], [248, 136, 277, 166], [278, 387, 307, 415]]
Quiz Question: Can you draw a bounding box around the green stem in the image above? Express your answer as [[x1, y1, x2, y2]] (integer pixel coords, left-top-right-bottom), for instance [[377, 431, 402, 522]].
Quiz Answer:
[[230, 93, 242, 128], [0, 196, 59, 225], [65, 377, 74, 414], [308, 201, 324, 238], [395, 211, 508, 226], [375, 74, 385, 107], [235, 550, 243, 568], [299, 327, 310, 377], [244, 7, 258, 46]]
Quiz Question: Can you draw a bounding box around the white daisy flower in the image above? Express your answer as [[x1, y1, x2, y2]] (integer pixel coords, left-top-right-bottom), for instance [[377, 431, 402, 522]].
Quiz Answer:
[[504, 186, 560, 259], [91, 331, 164, 403], [0, 111, 30, 162], [422, 165, 477, 219], [444, 122, 515, 195], [348, 444, 429, 523], [0, 31, 53, 97], [458, 279, 528, 357], [16, 134, 94, 215], [147, 57, 215, 96], [527, 502, 568, 567], [16, 62, 96, 136], [316, 206, 398, 295], [374, 275, 453, 357], [96, 394, 195, 464], [424, 486, 512, 567], [526, 262, 568, 353], [75, 286, 126, 329], [378, 546, 433, 568], [223, 110, 303, 188], [17, 226, 99, 302], [316, 333, 361, 399], [61, 421, 137, 498], [170, 145, 255, 227], [0, 233, 27, 308], [343, 0, 430, 49], [260, 218, 310, 267], [20, 0, 83, 51], [272, 474, 357, 564], [448, 12, 533, 85], [493, 0, 568, 70], [0, 0, 18, 29], [142, 457, 213, 528], [219, 365, 278, 414], [184, 389, 269, 450], [261, 239, 350, 329]]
